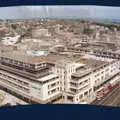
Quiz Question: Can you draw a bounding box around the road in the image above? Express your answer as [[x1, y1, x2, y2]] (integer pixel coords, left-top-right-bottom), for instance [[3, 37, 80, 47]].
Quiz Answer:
[[91, 85, 120, 107]]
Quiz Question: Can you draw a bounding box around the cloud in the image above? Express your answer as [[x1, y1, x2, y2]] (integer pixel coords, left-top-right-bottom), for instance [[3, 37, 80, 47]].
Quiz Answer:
[[91, 6, 120, 19], [0, 6, 92, 19], [0, 6, 120, 19]]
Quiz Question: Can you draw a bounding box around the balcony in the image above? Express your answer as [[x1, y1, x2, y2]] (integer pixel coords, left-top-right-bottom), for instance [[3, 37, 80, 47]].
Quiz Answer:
[[48, 82, 60, 90], [0, 77, 30, 92], [0, 75, 30, 89], [70, 84, 89, 94], [71, 70, 91, 80], [70, 78, 90, 83], [0, 80, 43, 104], [0, 63, 52, 80], [0, 61, 51, 71], [70, 81, 89, 90], [0, 79, 30, 96]]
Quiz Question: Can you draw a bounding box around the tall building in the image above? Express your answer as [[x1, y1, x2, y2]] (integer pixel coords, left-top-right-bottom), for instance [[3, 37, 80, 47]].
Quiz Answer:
[[0, 51, 62, 104], [0, 50, 119, 104]]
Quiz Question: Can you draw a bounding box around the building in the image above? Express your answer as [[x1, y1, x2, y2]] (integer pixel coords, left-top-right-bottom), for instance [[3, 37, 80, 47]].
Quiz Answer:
[[0, 51, 62, 104], [55, 57, 120, 104], [0, 50, 119, 104], [31, 28, 51, 38]]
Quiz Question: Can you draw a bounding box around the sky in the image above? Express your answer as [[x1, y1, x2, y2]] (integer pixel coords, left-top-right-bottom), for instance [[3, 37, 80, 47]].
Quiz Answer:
[[90, 6, 120, 19], [0, 5, 120, 19]]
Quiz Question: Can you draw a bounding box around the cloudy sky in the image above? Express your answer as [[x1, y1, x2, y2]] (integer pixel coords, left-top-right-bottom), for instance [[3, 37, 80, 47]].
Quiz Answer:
[[90, 6, 120, 19], [0, 5, 120, 19]]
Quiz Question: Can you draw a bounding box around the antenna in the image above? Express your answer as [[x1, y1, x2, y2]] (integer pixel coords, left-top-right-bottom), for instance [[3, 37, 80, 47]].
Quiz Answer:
[[46, 6, 49, 18], [34, 5, 37, 19]]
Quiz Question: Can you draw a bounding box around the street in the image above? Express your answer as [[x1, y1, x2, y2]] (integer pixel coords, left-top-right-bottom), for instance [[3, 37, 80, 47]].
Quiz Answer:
[[91, 84, 120, 107]]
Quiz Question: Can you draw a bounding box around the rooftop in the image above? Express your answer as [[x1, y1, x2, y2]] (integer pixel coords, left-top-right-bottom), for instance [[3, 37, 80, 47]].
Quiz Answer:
[[78, 58, 108, 68], [72, 67, 91, 78], [71, 57, 109, 78], [0, 50, 70, 64], [0, 49, 109, 67]]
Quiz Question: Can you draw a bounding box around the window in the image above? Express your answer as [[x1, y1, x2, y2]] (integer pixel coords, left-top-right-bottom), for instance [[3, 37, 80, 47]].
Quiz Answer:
[[79, 94, 83, 99], [51, 83, 56, 87], [51, 88, 56, 94], [84, 91, 88, 96], [67, 96, 73, 102], [89, 88, 92, 93], [48, 91, 50, 95], [48, 85, 50, 89], [84, 80, 88, 83], [101, 76, 104, 80], [101, 71, 104, 74]]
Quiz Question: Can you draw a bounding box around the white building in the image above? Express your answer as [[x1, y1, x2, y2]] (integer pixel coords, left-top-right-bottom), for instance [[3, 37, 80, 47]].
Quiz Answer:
[[2, 35, 20, 45], [52, 56, 120, 104], [31, 28, 51, 38], [0, 50, 120, 104], [0, 51, 62, 104]]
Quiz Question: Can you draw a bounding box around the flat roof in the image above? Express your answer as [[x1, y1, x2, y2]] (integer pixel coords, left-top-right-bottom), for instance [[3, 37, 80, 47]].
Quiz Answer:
[[0, 50, 109, 67], [78, 58, 108, 68], [72, 69, 91, 78], [71, 57, 109, 78], [74, 63, 85, 68], [0, 51, 70, 64]]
